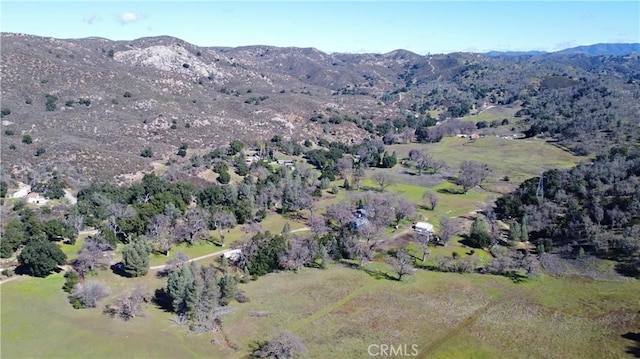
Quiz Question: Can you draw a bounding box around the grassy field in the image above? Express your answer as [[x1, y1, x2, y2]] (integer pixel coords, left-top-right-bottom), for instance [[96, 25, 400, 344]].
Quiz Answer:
[[388, 136, 582, 187], [458, 105, 521, 124], [3, 264, 637, 359], [1, 131, 610, 359]]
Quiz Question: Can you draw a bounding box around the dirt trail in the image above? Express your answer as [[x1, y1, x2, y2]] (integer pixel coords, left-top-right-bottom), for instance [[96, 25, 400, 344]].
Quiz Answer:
[[149, 227, 310, 271], [417, 297, 502, 358]]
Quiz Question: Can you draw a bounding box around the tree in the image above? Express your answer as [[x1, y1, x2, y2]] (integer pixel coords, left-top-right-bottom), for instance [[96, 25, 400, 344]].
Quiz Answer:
[[457, 161, 491, 193], [509, 221, 522, 242], [110, 285, 150, 320], [166, 264, 195, 315], [72, 236, 114, 279], [372, 172, 394, 192], [229, 139, 244, 155], [423, 191, 438, 210], [412, 233, 431, 262], [521, 215, 530, 242], [409, 149, 433, 175], [140, 147, 153, 158], [18, 239, 67, 277], [217, 170, 231, 184], [387, 249, 413, 281], [180, 208, 209, 244], [469, 217, 492, 248], [22, 134, 33, 144], [394, 197, 416, 224], [70, 280, 109, 308], [122, 238, 152, 277], [250, 332, 307, 359], [212, 211, 236, 244], [438, 217, 459, 245]]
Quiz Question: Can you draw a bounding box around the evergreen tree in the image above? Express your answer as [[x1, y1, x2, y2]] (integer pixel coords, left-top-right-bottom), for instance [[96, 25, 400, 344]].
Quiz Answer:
[[520, 215, 529, 242], [509, 221, 522, 242], [342, 178, 351, 190], [281, 222, 291, 236], [122, 238, 152, 277], [166, 264, 195, 315], [469, 217, 492, 248], [218, 273, 237, 306]]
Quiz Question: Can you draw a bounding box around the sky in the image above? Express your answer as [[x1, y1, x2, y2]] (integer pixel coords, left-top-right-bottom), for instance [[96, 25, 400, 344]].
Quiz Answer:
[[1, 1, 639, 54]]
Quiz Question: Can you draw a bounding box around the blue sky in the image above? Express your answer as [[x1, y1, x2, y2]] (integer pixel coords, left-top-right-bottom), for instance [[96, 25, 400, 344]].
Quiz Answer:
[[1, 1, 638, 54]]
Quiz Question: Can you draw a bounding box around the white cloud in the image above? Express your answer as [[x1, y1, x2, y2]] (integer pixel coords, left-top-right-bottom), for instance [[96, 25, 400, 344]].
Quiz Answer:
[[83, 14, 100, 25], [118, 12, 143, 24]]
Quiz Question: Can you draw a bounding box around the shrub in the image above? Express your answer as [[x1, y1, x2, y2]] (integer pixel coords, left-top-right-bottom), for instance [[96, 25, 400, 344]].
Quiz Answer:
[[9, 144, 16, 150], [35, 147, 45, 156], [182, 63, 190, 69], [217, 170, 231, 184], [123, 91, 132, 98], [140, 147, 153, 158], [2, 269, 14, 277], [4, 129, 14, 136], [22, 134, 32, 144], [65, 100, 75, 107], [1, 108, 11, 117], [107, 49, 114, 58], [25, 98, 32, 105], [78, 98, 91, 106], [111, 99, 119, 105], [45, 94, 58, 111]]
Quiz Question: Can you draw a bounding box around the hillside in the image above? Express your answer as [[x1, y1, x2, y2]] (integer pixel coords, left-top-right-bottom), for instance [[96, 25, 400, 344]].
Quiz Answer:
[[1, 33, 639, 187]]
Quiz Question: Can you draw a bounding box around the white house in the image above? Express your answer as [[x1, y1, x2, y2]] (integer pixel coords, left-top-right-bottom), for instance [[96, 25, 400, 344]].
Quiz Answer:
[[26, 192, 49, 206], [414, 222, 434, 235], [223, 249, 242, 261]]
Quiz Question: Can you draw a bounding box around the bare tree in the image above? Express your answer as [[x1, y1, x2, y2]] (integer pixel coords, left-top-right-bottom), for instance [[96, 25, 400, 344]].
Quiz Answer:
[[409, 149, 433, 175], [336, 157, 354, 179], [325, 202, 355, 229], [423, 191, 439, 210], [71, 280, 109, 308], [278, 235, 315, 271], [212, 211, 237, 244], [180, 208, 209, 244], [352, 167, 365, 190], [66, 214, 84, 233], [438, 217, 460, 245], [372, 172, 394, 192], [147, 214, 175, 256], [412, 232, 432, 262], [307, 214, 328, 238], [387, 249, 413, 281], [72, 236, 114, 279], [457, 160, 491, 193], [251, 332, 307, 359], [394, 197, 416, 224], [356, 224, 382, 266]]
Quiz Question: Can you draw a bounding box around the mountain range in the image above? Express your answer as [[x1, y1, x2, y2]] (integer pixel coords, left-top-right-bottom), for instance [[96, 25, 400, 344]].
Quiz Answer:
[[1, 33, 639, 187]]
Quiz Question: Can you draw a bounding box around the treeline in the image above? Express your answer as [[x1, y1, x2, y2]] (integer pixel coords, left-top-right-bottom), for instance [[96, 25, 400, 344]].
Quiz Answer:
[[495, 146, 640, 271]]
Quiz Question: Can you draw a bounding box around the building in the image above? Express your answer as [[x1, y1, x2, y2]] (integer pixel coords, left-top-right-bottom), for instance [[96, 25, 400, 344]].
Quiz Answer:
[[25, 192, 49, 206], [223, 249, 242, 261], [414, 222, 434, 235]]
